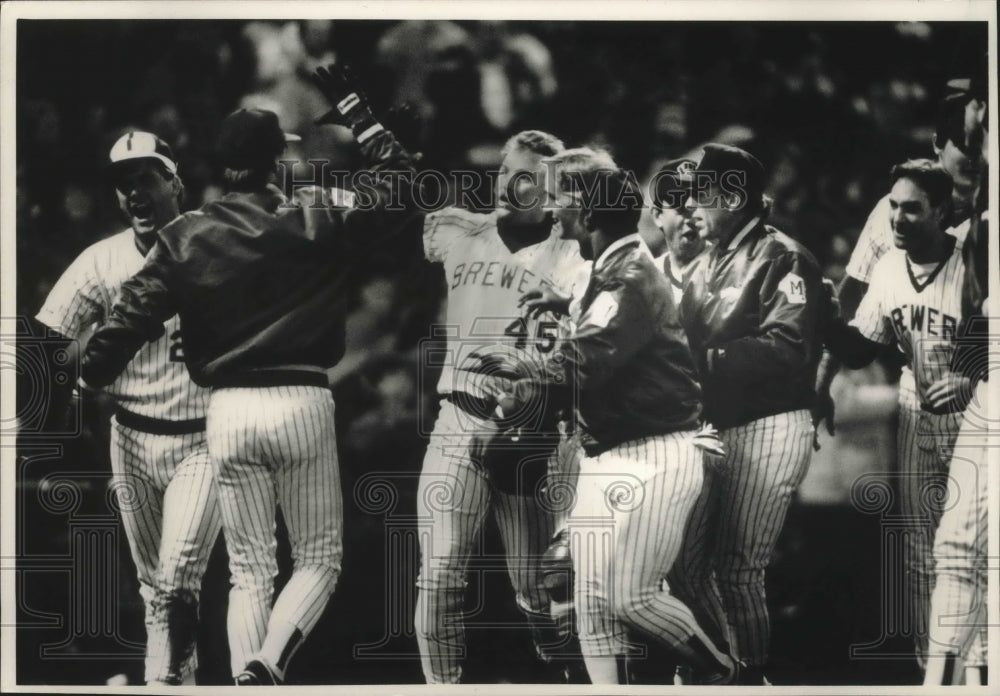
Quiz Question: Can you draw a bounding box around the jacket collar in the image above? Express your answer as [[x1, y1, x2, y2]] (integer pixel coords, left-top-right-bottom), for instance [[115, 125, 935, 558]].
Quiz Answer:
[[595, 232, 650, 271], [222, 184, 287, 213], [719, 215, 762, 253]]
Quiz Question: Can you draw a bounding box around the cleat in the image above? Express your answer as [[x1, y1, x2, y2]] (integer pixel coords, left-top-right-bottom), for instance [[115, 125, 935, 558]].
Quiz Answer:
[[234, 659, 280, 686]]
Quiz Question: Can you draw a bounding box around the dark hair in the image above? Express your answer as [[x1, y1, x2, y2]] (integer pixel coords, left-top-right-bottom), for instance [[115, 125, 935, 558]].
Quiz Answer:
[[569, 168, 643, 239], [890, 158, 954, 210], [934, 94, 971, 150]]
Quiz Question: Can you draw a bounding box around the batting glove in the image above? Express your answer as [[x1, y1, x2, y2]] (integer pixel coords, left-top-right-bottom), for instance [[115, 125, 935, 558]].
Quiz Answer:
[[310, 63, 383, 142]]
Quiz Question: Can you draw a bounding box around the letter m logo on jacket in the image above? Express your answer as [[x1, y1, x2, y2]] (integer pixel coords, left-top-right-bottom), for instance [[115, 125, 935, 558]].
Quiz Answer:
[[779, 272, 806, 304]]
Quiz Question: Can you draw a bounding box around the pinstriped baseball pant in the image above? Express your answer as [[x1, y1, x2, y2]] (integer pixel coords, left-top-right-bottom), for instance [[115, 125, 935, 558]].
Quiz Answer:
[[669, 409, 813, 666], [568, 431, 712, 666], [896, 373, 964, 668], [927, 379, 988, 670], [206, 386, 342, 678], [415, 398, 555, 684], [109, 420, 221, 684]]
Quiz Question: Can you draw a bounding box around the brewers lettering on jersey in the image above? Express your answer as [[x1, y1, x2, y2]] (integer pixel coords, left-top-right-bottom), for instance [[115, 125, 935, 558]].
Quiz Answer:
[[36, 131, 220, 686], [827, 99, 986, 672], [415, 130, 591, 685], [826, 159, 975, 674]]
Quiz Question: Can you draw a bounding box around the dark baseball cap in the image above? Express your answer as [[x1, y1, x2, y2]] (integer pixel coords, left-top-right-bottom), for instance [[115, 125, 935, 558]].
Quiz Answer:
[[218, 108, 301, 170], [109, 131, 178, 174], [652, 157, 696, 209], [694, 143, 766, 204]]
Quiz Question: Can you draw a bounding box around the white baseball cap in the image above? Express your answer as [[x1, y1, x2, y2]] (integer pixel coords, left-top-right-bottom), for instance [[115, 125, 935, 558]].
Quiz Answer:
[[109, 131, 178, 174]]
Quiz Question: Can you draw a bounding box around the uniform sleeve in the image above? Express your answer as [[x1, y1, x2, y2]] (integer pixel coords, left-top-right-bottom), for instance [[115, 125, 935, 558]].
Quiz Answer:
[[845, 195, 892, 283], [849, 268, 893, 345], [709, 251, 824, 384], [422, 208, 483, 264], [510, 265, 653, 408], [81, 240, 177, 388], [35, 248, 111, 339]]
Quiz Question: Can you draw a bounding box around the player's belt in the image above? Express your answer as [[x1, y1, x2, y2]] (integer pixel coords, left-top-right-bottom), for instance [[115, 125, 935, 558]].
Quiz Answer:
[[113, 407, 206, 435], [210, 370, 330, 390], [443, 391, 496, 420]]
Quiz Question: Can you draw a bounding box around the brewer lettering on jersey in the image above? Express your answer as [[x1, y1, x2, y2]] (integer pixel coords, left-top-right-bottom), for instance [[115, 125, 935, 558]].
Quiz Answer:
[[423, 207, 589, 398], [888, 304, 959, 340], [851, 245, 965, 406], [450, 260, 540, 293]]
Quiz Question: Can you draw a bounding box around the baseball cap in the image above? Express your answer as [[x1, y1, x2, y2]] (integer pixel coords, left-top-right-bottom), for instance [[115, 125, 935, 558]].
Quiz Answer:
[[652, 157, 696, 209], [694, 143, 766, 204], [218, 108, 301, 170], [109, 131, 178, 174]]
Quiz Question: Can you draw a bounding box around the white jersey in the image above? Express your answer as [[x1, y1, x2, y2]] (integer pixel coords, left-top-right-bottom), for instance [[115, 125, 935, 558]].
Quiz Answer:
[[36, 228, 208, 420], [846, 193, 970, 283], [851, 244, 965, 407], [423, 208, 590, 398]]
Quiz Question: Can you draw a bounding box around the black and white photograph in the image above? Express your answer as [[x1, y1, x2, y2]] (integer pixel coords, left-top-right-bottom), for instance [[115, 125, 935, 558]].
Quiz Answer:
[[1, 1, 996, 691]]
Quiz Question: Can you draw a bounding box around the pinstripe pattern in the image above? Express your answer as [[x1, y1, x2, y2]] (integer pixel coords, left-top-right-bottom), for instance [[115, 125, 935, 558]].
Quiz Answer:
[[670, 409, 813, 666], [927, 379, 989, 674], [414, 399, 555, 683], [568, 431, 732, 682], [853, 243, 968, 668], [206, 385, 342, 678], [845, 195, 894, 283], [416, 207, 589, 684], [37, 227, 216, 684], [109, 420, 220, 684], [846, 195, 970, 284], [37, 229, 209, 420], [896, 372, 964, 666], [422, 208, 590, 400]]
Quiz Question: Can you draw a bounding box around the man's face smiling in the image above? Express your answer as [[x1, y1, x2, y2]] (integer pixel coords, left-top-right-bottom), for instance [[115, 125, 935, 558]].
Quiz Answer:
[[888, 176, 945, 253], [113, 159, 179, 237], [496, 147, 548, 225]]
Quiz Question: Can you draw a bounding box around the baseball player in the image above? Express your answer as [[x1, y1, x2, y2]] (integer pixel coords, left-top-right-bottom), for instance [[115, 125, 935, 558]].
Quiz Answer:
[[814, 95, 988, 668], [35, 132, 221, 685], [649, 158, 707, 304], [824, 159, 978, 679], [80, 65, 418, 685], [492, 155, 739, 685], [924, 185, 990, 687], [670, 144, 827, 685], [413, 130, 592, 684]]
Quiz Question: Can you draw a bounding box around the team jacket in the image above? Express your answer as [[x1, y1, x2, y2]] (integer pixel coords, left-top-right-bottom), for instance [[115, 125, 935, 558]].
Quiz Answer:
[[509, 234, 703, 456], [680, 217, 825, 429], [82, 127, 417, 389]]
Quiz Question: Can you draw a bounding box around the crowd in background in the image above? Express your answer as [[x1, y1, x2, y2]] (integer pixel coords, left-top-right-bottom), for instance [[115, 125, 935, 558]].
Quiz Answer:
[[14, 19, 987, 685]]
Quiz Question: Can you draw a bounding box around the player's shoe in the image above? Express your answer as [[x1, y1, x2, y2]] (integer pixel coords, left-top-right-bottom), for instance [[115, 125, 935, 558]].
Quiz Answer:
[[234, 659, 281, 686], [699, 657, 747, 685]]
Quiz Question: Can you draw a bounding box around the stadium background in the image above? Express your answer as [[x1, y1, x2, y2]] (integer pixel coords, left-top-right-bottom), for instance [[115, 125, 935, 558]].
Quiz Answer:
[[14, 18, 987, 685]]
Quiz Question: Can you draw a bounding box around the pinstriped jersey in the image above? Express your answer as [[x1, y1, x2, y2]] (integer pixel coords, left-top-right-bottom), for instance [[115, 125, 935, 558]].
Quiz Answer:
[[851, 243, 965, 408], [423, 207, 591, 398], [36, 229, 208, 420], [846, 193, 970, 283]]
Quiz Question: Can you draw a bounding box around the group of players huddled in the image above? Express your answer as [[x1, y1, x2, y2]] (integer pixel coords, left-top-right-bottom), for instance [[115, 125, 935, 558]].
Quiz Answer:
[[30, 59, 988, 686]]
